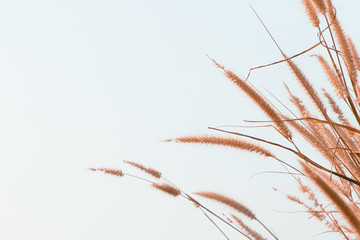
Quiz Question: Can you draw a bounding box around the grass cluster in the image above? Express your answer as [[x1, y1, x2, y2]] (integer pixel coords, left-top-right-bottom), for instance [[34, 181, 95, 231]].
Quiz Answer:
[[91, 0, 360, 239]]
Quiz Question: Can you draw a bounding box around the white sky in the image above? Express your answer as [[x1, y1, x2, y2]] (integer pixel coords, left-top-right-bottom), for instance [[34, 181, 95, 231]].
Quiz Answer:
[[0, 0, 359, 239]]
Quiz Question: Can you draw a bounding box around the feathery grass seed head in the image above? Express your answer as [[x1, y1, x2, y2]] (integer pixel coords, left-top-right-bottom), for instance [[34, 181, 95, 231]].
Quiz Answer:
[[316, 55, 347, 98], [301, 162, 360, 235], [90, 168, 124, 177], [347, 36, 360, 71], [172, 135, 275, 158], [123, 161, 162, 178], [223, 69, 292, 139], [152, 183, 181, 197], [194, 191, 256, 219], [287, 58, 327, 115], [231, 214, 266, 240], [302, 0, 320, 27], [326, 0, 358, 94], [310, 0, 326, 14]]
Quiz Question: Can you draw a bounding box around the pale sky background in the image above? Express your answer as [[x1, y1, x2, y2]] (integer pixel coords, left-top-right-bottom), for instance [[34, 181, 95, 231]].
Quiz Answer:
[[0, 0, 359, 239]]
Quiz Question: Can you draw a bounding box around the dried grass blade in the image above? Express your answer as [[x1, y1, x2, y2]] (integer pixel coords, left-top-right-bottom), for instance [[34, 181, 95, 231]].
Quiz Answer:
[[245, 42, 322, 81], [297, 117, 360, 134]]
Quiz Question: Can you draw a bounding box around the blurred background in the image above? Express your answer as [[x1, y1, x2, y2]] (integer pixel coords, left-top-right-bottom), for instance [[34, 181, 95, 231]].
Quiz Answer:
[[0, 0, 359, 239]]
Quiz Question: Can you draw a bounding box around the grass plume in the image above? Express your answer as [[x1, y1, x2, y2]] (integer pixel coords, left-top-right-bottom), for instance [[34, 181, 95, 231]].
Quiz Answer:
[[168, 135, 274, 158]]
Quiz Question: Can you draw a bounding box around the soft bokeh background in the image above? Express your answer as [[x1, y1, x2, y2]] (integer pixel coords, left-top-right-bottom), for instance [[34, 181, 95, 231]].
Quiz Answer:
[[0, 0, 359, 239]]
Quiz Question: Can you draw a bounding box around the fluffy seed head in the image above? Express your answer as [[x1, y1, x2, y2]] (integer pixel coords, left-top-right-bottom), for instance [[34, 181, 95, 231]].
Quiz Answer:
[[90, 168, 124, 177], [326, 0, 358, 95], [301, 163, 360, 235], [287, 58, 327, 116], [224, 69, 292, 139], [316, 55, 347, 99], [231, 214, 266, 240], [124, 161, 162, 178], [310, 0, 326, 14], [347, 37, 360, 71], [171, 135, 274, 158], [152, 183, 181, 197], [194, 192, 256, 219], [302, 0, 320, 27]]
